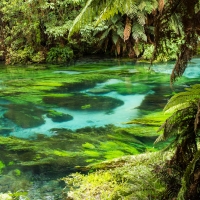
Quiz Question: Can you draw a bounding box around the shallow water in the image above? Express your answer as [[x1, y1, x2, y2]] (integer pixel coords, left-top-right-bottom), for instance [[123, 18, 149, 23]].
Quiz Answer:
[[0, 58, 200, 199], [0, 58, 199, 138]]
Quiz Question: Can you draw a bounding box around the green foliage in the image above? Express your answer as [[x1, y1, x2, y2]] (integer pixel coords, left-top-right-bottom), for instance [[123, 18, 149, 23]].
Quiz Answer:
[[155, 84, 200, 199], [14, 169, 21, 176], [142, 38, 181, 62], [46, 46, 74, 63], [0, 0, 82, 64], [63, 152, 167, 199], [164, 84, 200, 114], [0, 161, 5, 174]]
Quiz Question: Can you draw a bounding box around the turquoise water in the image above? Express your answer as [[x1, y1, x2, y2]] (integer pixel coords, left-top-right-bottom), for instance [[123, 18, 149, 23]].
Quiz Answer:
[[1, 58, 200, 139], [0, 58, 200, 199]]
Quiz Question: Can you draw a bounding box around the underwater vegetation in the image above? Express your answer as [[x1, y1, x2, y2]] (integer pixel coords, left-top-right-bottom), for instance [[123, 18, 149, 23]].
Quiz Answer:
[[47, 110, 73, 122], [0, 60, 199, 199], [43, 94, 124, 111], [3, 104, 46, 128], [104, 82, 150, 95]]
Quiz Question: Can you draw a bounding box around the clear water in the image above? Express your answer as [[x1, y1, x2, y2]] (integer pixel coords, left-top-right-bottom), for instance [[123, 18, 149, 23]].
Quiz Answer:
[[1, 58, 200, 139], [0, 58, 200, 199]]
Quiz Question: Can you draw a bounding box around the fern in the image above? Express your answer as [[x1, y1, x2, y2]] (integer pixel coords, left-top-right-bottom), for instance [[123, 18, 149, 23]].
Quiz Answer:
[[164, 84, 200, 113], [68, 0, 96, 38], [132, 23, 147, 42], [155, 84, 200, 144]]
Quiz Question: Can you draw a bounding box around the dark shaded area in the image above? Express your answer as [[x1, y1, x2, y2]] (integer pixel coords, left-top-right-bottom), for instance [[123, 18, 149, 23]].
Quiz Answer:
[[3, 104, 46, 128], [43, 94, 124, 111]]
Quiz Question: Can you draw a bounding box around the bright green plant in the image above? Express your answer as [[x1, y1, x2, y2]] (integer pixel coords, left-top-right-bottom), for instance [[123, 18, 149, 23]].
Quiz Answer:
[[155, 84, 200, 199], [0, 160, 5, 174], [63, 152, 167, 199]]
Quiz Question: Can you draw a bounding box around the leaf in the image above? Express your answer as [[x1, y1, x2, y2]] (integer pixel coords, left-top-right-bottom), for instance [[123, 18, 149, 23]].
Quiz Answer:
[[158, 0, 165, 13], [112, 32, 119, 45], [68, 0, 96, 38], [123, 17, 132, 41]]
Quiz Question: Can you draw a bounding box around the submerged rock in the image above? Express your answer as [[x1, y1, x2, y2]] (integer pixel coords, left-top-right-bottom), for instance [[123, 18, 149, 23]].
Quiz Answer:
[[47, 110, 73, 122], [0, 127, 13, 136], [3, 104, 45, 128], [43, 94, 124, 111], [87, 88, 111, 94]]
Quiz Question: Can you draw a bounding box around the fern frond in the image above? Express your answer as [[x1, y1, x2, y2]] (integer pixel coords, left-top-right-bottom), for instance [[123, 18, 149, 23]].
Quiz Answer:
[[155, 106, 196, 143], [164, 84, 200, 113], [68, 0, 98, 38], [132, 23, 147, 42], [137, 12, 146, 25], [170, 13, 183, 35], [95, 0, 124, 25]]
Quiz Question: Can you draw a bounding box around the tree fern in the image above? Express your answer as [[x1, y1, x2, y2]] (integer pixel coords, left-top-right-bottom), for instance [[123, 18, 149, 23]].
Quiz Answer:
[[68, 0, 157, 38], [164, 84, 200, 114], [155, 84, 200, 199]]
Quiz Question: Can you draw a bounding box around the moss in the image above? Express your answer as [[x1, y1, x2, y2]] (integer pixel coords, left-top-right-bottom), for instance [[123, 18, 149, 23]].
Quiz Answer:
[[82, 142, 96, 149], [63, 152, 168, 200], [47, 110, 73, 122], [3, 104, 45, 128], [0, 160, 5, 174], [0, 193, 13, 200]]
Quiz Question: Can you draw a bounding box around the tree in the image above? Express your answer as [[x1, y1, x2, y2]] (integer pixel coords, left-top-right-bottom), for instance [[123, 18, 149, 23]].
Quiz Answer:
[[0, 0, 84, 64], [68, 1, 200, 199], [155, 84, 200, 199], [68, 0, 159, 58], [69, 0, 200, 82]]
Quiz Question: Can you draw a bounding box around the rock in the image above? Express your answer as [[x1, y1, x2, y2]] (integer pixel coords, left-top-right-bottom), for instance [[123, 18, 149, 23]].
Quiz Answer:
[[43, 94, 124, 111], [47, 110, 73, 122], [4, 104, 45, 128]]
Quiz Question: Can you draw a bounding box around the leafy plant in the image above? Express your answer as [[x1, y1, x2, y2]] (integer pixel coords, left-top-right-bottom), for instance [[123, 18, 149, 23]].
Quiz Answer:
[[46, 46, 74, 63], [155, 84, 200, 199]]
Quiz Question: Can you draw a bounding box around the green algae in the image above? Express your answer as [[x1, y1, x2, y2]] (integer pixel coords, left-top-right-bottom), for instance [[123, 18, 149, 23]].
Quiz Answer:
[[104, 82, 150, 95], [126, 111, 170, 127], [82, 142, 96, 149], [3, 104, 45, 128], [43, 94, 124, 110], [0, 64, 115, 106], [0, 161, 5, 174], [47, 110, 73, 122], [0, 124, 166, 174]]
